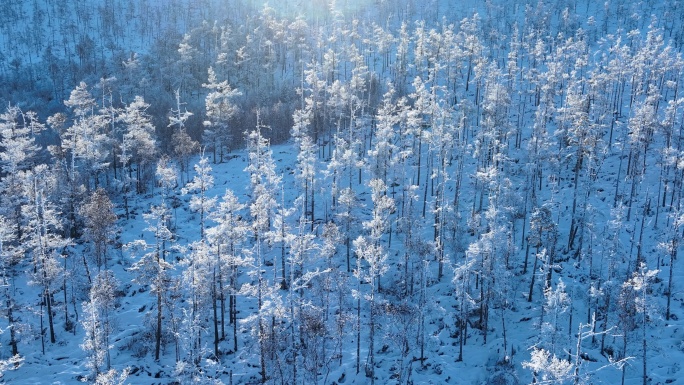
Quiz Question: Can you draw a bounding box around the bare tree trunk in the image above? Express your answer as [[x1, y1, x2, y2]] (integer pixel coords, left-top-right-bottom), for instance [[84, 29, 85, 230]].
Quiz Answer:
[[356, 296, 361, 375], [155, 286, 162, 361], [46, 289, 56, 344], [666, 238, 677, 320], [528, 247, 539, 302], [7, 294, 17, 356], [213, 269, 220, 358]]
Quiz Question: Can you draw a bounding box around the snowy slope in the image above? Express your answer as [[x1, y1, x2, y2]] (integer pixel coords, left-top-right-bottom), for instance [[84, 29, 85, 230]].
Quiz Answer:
[[1, 0, 684, 385]]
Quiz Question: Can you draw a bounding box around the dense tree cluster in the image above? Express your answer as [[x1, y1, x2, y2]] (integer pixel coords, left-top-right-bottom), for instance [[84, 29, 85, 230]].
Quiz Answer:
[[0, 0, 683, 384]]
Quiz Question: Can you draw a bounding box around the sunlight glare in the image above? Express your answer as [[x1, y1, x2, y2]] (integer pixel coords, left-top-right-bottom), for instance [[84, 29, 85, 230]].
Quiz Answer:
[[254, 0, 372, 20]]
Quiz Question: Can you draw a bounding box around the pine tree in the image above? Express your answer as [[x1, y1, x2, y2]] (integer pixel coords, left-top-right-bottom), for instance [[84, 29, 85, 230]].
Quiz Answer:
[[0, 105, 43, 175]]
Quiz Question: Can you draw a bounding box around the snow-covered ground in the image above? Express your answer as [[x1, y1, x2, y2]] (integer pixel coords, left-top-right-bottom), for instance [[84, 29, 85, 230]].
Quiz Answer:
[[1, 0, 684, 384]]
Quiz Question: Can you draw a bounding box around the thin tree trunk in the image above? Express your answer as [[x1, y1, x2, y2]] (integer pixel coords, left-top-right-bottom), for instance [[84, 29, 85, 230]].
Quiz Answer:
[[666, 238, 677, 320], [528, 247, 539, 302], [46, 289, 56, 343], [213, 269, 220, 358], [7, 294, 17, 356], [155, 286, 162, 361], [356, 296, 361, 375]]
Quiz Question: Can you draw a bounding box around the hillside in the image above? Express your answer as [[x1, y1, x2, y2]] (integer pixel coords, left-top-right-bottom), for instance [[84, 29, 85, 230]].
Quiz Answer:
[[0, 0, 683, 384]]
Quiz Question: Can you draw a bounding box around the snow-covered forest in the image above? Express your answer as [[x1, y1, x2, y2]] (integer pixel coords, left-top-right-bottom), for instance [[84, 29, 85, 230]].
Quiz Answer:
[[1, 0, 684, 384]]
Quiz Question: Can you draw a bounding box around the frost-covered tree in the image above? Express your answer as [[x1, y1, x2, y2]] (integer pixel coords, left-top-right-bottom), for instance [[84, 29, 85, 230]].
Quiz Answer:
[[0, 105, 43, 174], [662, 207, 683, 321], [265, 191, 295, 290], [155, 155, 180, 228], [156, 156, 178, 200], [0, 105, 43, 245], [203, 67, 241, 163], [245, 117, 282, 253], [81, 271, 119, 377], [207, 189, 249, 353], [119, 95, 157, 194], [540, 279, 571, 356], [621, 263, 658, 385], [466, 194, 514, 347], [353, 178, 393, 383], [80, 188, 117, 272], [336, 187, 361, 273], [243, 117, 283, 383], [182, 153, 216, 240], [367, 84, 399, 185], [558, 80, 601, 253], [92, 368, 129, 385], [168, 90, 197, 185], [62, 82, 111, 190], [0, 215, 21, 358], [287, 224, 325, 385], [127, 203, 174, 361], [452, 254, 476, 362], [522, 347, 573, 385], [291, 104, 317, 229], [179, 240, 215, 367], [428, 103, 457, 281], [239, 244, 284, 385], [527, 204, 558, 302], [22, 166, 68, 350]]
